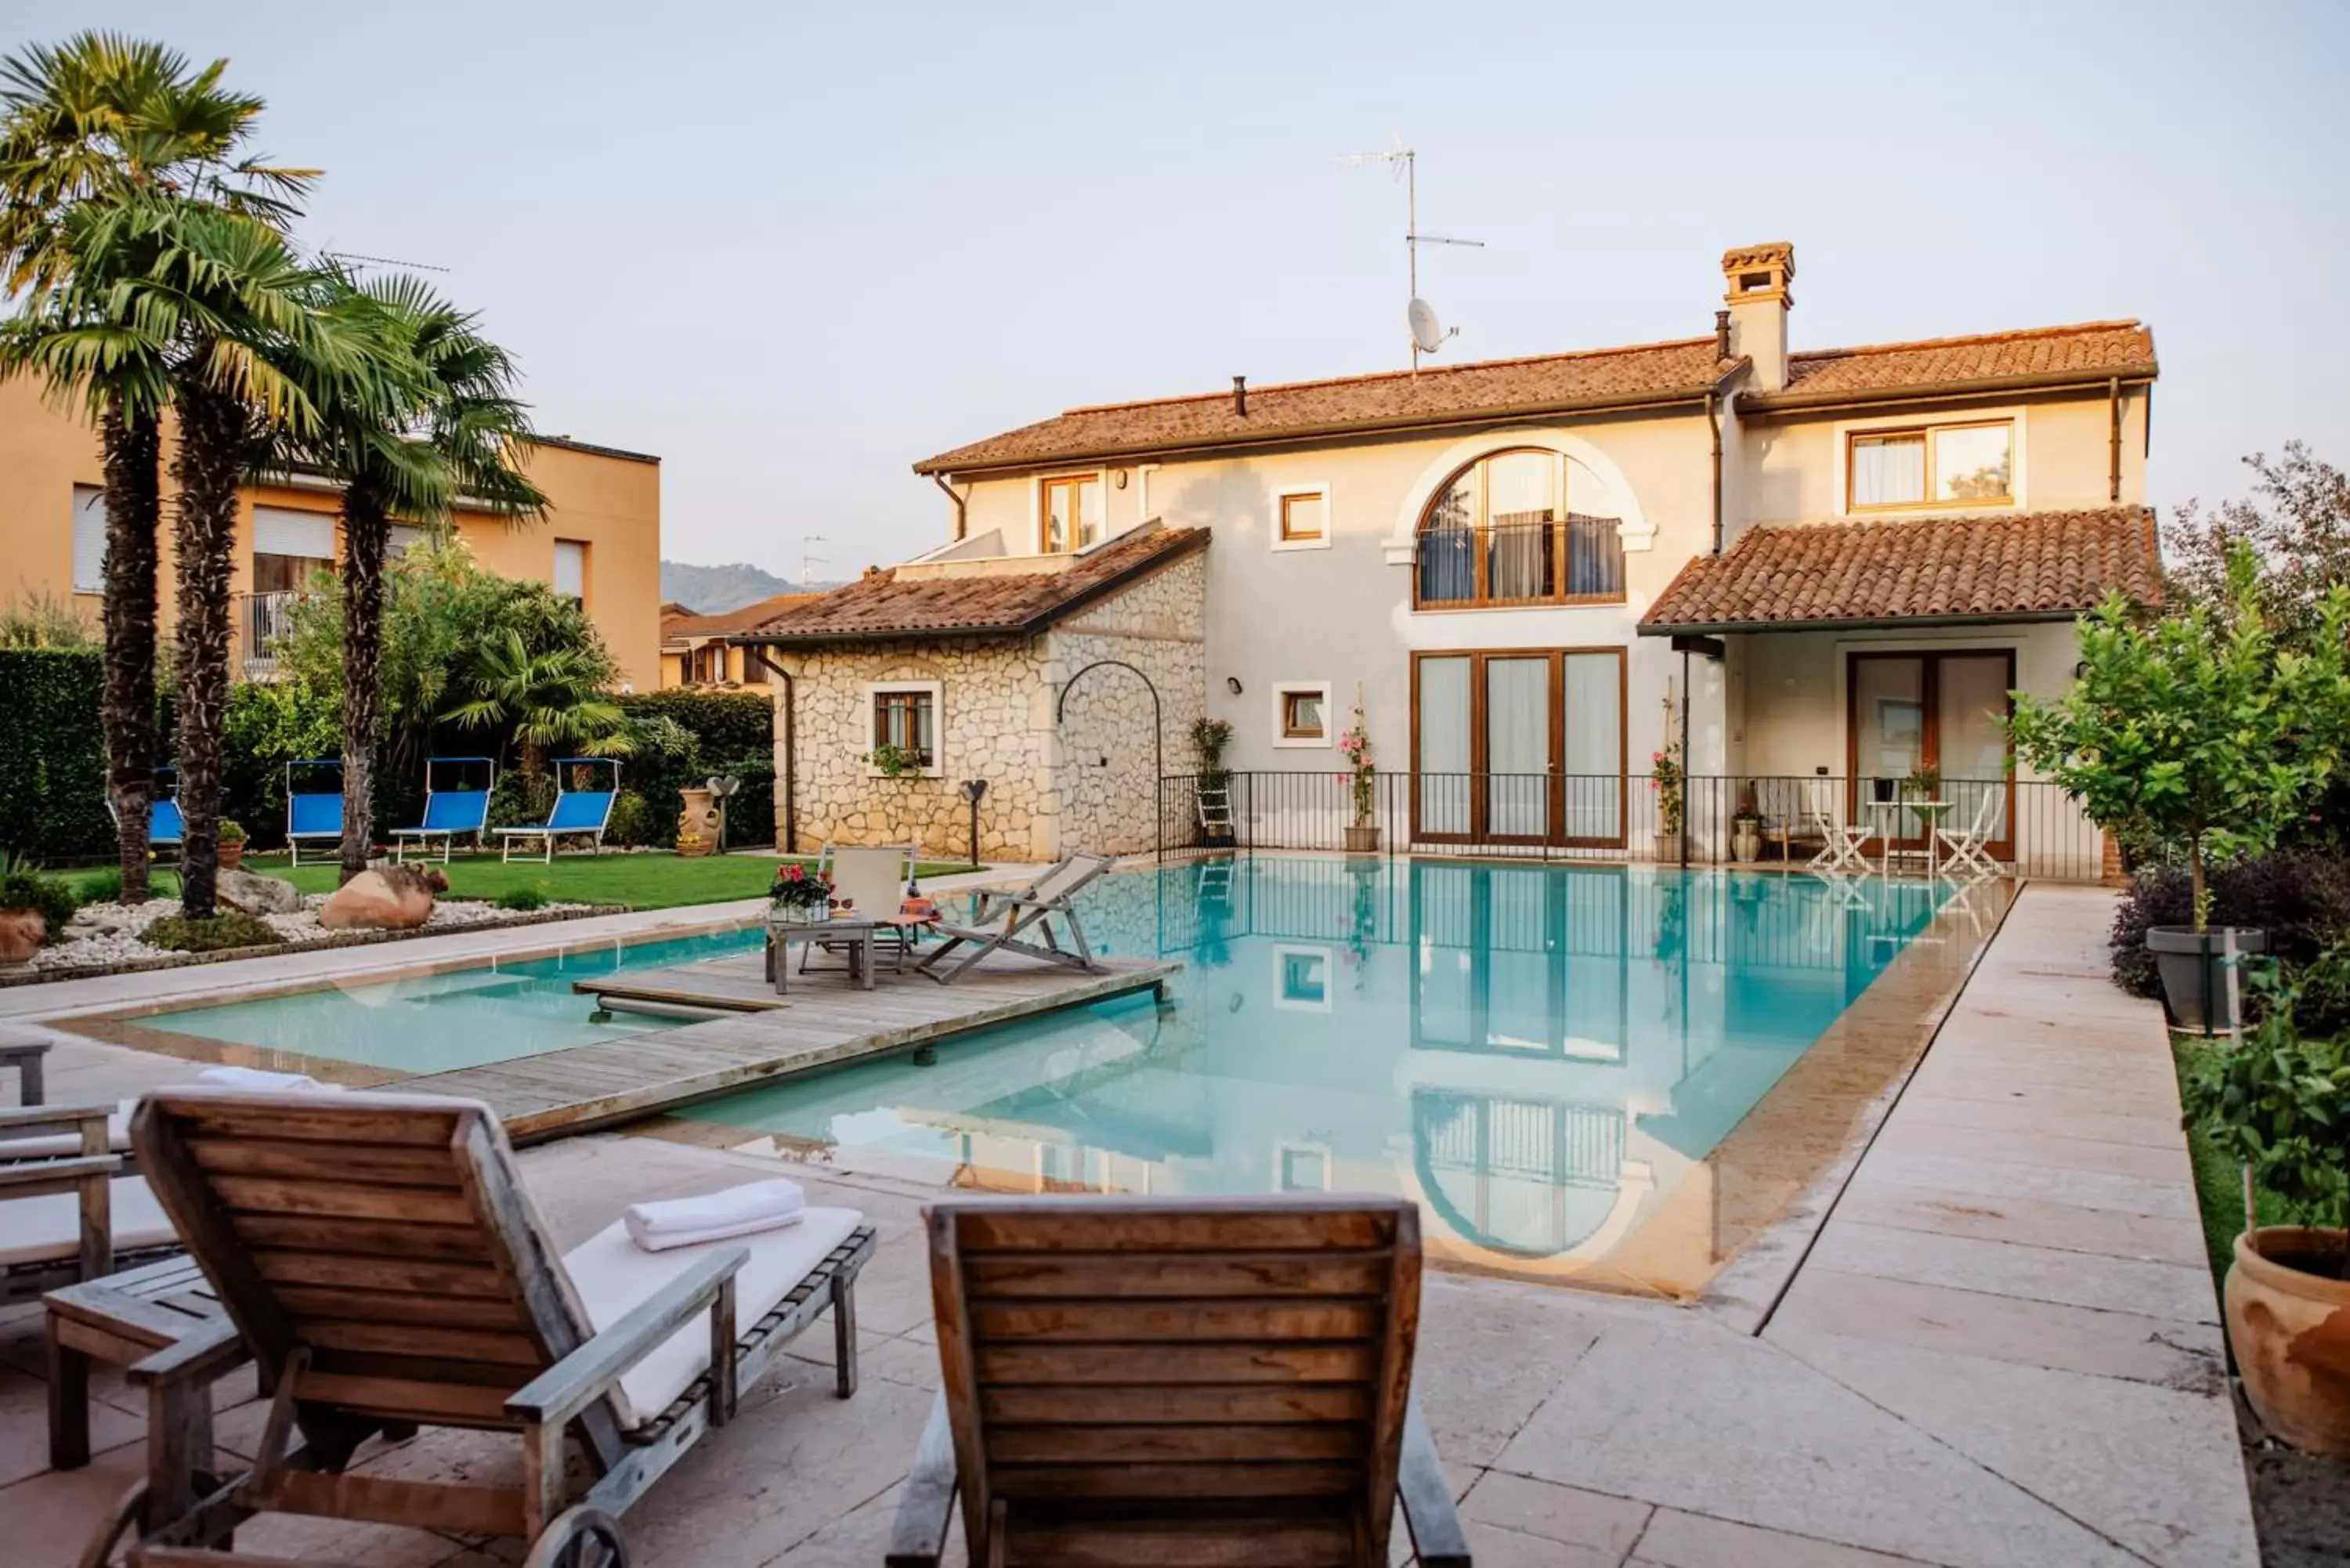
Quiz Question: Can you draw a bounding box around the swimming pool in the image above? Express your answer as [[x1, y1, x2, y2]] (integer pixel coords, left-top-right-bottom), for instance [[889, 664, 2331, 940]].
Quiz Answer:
[[143, 926, 765, 1072], [678, 857, 1954, 1295]]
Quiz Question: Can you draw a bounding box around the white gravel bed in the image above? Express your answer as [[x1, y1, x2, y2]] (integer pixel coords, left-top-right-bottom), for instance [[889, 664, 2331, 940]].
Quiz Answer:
[[32, 894, 596, 972]]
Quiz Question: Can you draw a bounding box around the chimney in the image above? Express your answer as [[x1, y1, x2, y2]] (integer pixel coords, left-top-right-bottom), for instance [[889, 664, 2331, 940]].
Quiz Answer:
[[1713, 309, 1730, 361], [1232, 375, 1247, 416], [1720, 242, 1795, 392]]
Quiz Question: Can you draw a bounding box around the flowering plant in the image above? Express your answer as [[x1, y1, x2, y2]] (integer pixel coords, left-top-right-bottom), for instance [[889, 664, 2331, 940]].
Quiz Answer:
[[1339, 692, 1376, 829], [1650, 744, 1683, 838], [769, 862, 836, 914]]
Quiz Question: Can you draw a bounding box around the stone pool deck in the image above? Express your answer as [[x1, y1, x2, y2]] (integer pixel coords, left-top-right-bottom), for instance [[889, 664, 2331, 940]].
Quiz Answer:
[[0, 883, 2258, 1566]]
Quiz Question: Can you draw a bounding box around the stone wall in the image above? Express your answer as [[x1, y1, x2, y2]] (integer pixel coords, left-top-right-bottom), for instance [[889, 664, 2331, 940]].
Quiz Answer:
[[1047, 551, 1207, 855], [768, 636, 1057, 862], [767, 549, 1207, 862]]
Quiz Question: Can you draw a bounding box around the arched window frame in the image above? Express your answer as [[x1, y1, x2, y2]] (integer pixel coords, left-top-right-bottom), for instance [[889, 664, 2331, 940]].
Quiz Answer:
[[1410, 446, 1626, 610]]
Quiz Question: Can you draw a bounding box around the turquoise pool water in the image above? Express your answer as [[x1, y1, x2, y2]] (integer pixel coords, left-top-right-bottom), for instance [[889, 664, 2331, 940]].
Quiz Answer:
[[681, 858, 1950, 1289], [143, 926, 764, 1073]]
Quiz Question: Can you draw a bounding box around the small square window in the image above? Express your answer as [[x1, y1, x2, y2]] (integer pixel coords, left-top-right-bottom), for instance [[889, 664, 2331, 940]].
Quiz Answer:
[[1278, 1145, 1329, 1191], [1280, 951, 1328, 1005], [872, 686, 937, 769], [1282, 690, 1324, 739], [1278, 490, 1325, 543]]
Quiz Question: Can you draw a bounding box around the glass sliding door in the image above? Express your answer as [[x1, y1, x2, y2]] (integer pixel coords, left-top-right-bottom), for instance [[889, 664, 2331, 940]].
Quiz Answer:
[[1415, 656, 1473, 836], [1411, 649, 1625, 847], [1484, 656, 1552, 840], [1847, 650, 2016, 856]]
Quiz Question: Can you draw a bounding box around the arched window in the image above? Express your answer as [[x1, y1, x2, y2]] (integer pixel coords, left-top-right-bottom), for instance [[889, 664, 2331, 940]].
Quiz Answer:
[[1414, 447, 1625, 609]]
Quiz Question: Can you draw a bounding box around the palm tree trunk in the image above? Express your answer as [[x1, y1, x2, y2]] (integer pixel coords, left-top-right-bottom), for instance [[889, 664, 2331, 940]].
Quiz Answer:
[[338, 486, 389, 883], [99, 399, 162, 905], [171, 373, 248, 919]]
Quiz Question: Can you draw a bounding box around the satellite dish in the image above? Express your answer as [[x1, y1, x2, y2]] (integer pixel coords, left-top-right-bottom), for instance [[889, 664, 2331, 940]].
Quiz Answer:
[[1407, 298, 1445, 356]]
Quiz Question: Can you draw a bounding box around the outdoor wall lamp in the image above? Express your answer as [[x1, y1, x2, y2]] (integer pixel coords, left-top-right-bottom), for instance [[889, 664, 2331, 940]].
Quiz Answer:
[[1226, 676, 1243, 695]]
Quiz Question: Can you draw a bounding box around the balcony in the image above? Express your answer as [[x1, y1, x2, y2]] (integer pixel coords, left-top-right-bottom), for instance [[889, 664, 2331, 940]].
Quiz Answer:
[[238, 590, 308, 680], [1413, 515, 1625, 610]]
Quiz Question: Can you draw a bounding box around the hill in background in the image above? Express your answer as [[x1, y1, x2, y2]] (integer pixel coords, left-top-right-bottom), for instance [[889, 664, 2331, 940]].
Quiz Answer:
[[660, 560, 843, 613]]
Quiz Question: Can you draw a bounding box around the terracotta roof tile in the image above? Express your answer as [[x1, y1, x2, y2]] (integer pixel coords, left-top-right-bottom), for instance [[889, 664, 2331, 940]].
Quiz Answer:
[[740, 526, 1208, 643], [1640, 508, 2159, 632], [663, 591, 825, 642], [1767, 320, 2155, 404], [914, 339, 1738, 474]]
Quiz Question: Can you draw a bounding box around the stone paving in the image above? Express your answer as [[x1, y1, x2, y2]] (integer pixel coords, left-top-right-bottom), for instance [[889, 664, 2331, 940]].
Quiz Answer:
[[0, 883, 2260, 1566]]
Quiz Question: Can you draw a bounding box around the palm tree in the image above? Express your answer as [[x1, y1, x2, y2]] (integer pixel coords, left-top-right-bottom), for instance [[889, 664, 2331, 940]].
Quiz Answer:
[[0, 32, 311, 902], [447, 628, 634, 779], [261, 269, 545, 881]]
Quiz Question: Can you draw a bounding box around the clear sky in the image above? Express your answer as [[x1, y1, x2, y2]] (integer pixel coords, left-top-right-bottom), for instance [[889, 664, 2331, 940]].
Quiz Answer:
[[11, 0, 2348, 573]]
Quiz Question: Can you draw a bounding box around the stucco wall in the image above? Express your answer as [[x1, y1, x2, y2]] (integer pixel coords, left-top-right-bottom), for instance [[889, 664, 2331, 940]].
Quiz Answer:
[[0, 379, 664, 690]]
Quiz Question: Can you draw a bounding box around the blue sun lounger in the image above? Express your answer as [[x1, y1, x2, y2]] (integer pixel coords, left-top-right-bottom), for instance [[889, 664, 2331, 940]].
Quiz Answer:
[[285, 759, 345, 867], [391, 757, 496, 865], [496, 758, 619, 862], [103, 766, 183, 854]]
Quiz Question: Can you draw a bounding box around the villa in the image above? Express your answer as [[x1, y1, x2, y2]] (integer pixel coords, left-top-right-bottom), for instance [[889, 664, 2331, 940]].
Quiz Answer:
[[741, 242, 2159, 869]]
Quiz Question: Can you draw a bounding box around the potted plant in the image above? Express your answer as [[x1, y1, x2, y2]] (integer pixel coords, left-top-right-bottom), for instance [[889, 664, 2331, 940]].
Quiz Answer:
[[0, 852, 76, 967], [217, 819, 247, 871], [1189, 717, 1235, 848], [2011, 547, 2350, 1030], [1650, 744, 1683, 846], [1731, 784, 1762, 863], [2182, 957, 2350, 1454], [1340, 692, 1379, 855], [768, 862, 835, 924]]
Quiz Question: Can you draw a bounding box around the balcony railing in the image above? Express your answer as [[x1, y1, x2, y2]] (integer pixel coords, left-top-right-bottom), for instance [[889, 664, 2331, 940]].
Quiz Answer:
[[239, 590, 307, 680], [1414, 515, 1625, 609]]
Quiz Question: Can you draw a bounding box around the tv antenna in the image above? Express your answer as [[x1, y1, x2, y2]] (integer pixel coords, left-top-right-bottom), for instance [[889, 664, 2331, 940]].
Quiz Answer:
[[1336, 137, 1483, 370], [324, 251, 450, 275], [800, 534, 829, 589]]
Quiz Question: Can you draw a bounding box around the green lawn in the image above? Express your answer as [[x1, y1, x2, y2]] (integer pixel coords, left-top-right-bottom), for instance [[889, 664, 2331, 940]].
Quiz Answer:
[[91, 852, 981, 915]]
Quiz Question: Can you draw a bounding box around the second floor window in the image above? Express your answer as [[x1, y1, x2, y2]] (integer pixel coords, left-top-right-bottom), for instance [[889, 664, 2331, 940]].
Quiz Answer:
[[1849, 419, 2014, 510], [553, 539, 588, 606], [250, 505, 337, 597], [1415, 447, 1625, 609], [1040, 474, 1102, 554]]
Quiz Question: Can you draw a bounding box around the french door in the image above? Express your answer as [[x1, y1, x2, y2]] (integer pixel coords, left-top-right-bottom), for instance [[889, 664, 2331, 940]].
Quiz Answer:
[[1847, 650, 2016, 858], [1412, 649, 1625, 847]]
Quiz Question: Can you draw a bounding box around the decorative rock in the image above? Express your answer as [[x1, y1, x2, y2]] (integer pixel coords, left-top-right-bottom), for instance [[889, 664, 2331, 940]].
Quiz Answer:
[[319, 865, 446, 931], [217, 868, 306, 916]]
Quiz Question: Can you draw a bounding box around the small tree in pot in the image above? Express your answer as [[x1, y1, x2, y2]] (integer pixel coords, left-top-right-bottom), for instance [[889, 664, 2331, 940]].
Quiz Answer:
[[2009, 545, 2350, 1028], [2183, 953, 2350, 1453]]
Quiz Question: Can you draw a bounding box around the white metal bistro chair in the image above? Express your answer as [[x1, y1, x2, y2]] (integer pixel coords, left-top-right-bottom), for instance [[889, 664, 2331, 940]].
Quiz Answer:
[[1936, 786, 2004, 880], [1806, 779, 1875, 875]]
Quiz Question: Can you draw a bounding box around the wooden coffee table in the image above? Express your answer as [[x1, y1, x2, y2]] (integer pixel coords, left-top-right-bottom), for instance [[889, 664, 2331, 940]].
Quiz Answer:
[[45, 1252, 238, 1470]]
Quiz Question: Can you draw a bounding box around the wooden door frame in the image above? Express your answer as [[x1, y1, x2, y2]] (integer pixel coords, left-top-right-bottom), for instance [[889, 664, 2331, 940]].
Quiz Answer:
[[1408, 648, 1627, 849], [1843, 648, 2017, 858]]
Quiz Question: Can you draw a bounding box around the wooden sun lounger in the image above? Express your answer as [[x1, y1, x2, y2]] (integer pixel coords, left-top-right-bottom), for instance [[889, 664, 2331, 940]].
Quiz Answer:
[[93, 1088, 875, 1568], [888, 1194, 1470, 1568], [916, 852, 1116, 984]]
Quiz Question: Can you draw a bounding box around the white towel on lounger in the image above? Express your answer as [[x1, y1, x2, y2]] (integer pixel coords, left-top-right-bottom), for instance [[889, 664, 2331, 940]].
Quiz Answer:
[[624, 1178, 806, 1252], [196, 1065, 339, 1092]]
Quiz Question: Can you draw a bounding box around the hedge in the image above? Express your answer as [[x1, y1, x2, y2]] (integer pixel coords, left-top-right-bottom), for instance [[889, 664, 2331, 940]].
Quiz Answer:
[[0, 649, 111, 861], [615, 691, 775, 849]]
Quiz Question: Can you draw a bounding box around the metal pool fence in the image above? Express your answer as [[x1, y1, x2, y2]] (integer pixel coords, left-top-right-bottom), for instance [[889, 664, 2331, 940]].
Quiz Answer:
[[1157, 771, 2110, 881]]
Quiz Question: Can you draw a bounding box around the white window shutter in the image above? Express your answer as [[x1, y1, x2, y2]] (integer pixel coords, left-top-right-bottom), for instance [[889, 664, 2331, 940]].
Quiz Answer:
[[71, 486, 109, 593], [251, 506, 338, 559], [552, 540, 586, 598]]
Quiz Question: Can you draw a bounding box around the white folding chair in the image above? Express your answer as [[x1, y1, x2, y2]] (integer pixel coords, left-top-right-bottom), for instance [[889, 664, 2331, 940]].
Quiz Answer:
[[1936, 786, 2003, 879], [1806, 779, 1875, 875]]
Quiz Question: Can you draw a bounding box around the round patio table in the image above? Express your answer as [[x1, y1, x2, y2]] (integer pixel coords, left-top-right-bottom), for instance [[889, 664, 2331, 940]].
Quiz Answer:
[[1867, 798, 1949, 878]]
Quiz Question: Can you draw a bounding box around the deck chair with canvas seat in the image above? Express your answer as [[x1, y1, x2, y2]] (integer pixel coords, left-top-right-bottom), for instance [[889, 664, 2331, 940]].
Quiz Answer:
[[915, 852, 1116, 984], [497, 757, 620, 862], [96, 1087, 877, 1568], [392, 756, 496, 865], [794, 844, 924, 977], [0, 1102, 179, 1315], [105, 765, 184, 859], [888, 1194, 1470, 1568], [284, 759, 346, 867]]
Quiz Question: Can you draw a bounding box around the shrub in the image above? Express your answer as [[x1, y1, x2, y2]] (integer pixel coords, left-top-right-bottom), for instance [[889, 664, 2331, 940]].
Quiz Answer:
[[494, 887, 548, 912], [76, 867, 122, 905], [141, 910, 280, 953], [487, 769, 556, 830], [219, 818, 247, 844], [0, 863, 79, 941], [605, 789, 659, 847], [219, 681, 341, 849], [2181, 953, 2350, 1239], [2113, 850, 2350, 1033], [0, 649, 110, 861]]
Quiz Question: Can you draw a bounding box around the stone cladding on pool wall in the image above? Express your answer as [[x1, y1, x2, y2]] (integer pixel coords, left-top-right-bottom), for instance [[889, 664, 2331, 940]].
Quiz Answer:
[[768, 550, 1206, 861]]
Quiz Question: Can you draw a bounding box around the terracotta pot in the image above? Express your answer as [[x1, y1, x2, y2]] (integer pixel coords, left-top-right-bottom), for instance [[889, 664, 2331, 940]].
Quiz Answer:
[[219, 840, 244, 870], [0, 909, 45, 967], [1343, 826, 1381, 855], [677, 787, 719, 857], [2226, 1226, 2350, 1455]]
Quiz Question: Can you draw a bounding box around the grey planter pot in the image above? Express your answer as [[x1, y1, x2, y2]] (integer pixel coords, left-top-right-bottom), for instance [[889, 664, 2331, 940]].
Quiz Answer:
[[2146, 925, 2266, 1031]]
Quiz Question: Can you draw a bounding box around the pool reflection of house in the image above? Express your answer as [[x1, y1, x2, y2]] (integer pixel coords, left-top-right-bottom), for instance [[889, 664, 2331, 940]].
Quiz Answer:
[[710, 859, 1945, 1293]]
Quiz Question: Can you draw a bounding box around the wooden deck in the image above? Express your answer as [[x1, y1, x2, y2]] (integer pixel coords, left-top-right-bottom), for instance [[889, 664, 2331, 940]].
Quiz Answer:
[[397, 949, 1179, 1142]]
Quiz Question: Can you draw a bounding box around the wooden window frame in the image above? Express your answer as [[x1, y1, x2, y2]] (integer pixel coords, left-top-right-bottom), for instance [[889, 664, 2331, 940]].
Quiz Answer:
[[1277, 685, 1329, 744], [1410, 447, 1625, 611], [1274, 485, 1330, 551], [1038, 472, 1103, 555], [1845, 418, 2016, 514], [1407, 647, 1628, 848], [1844, 648, 2017, 859], [868, 681, 942, 775]]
